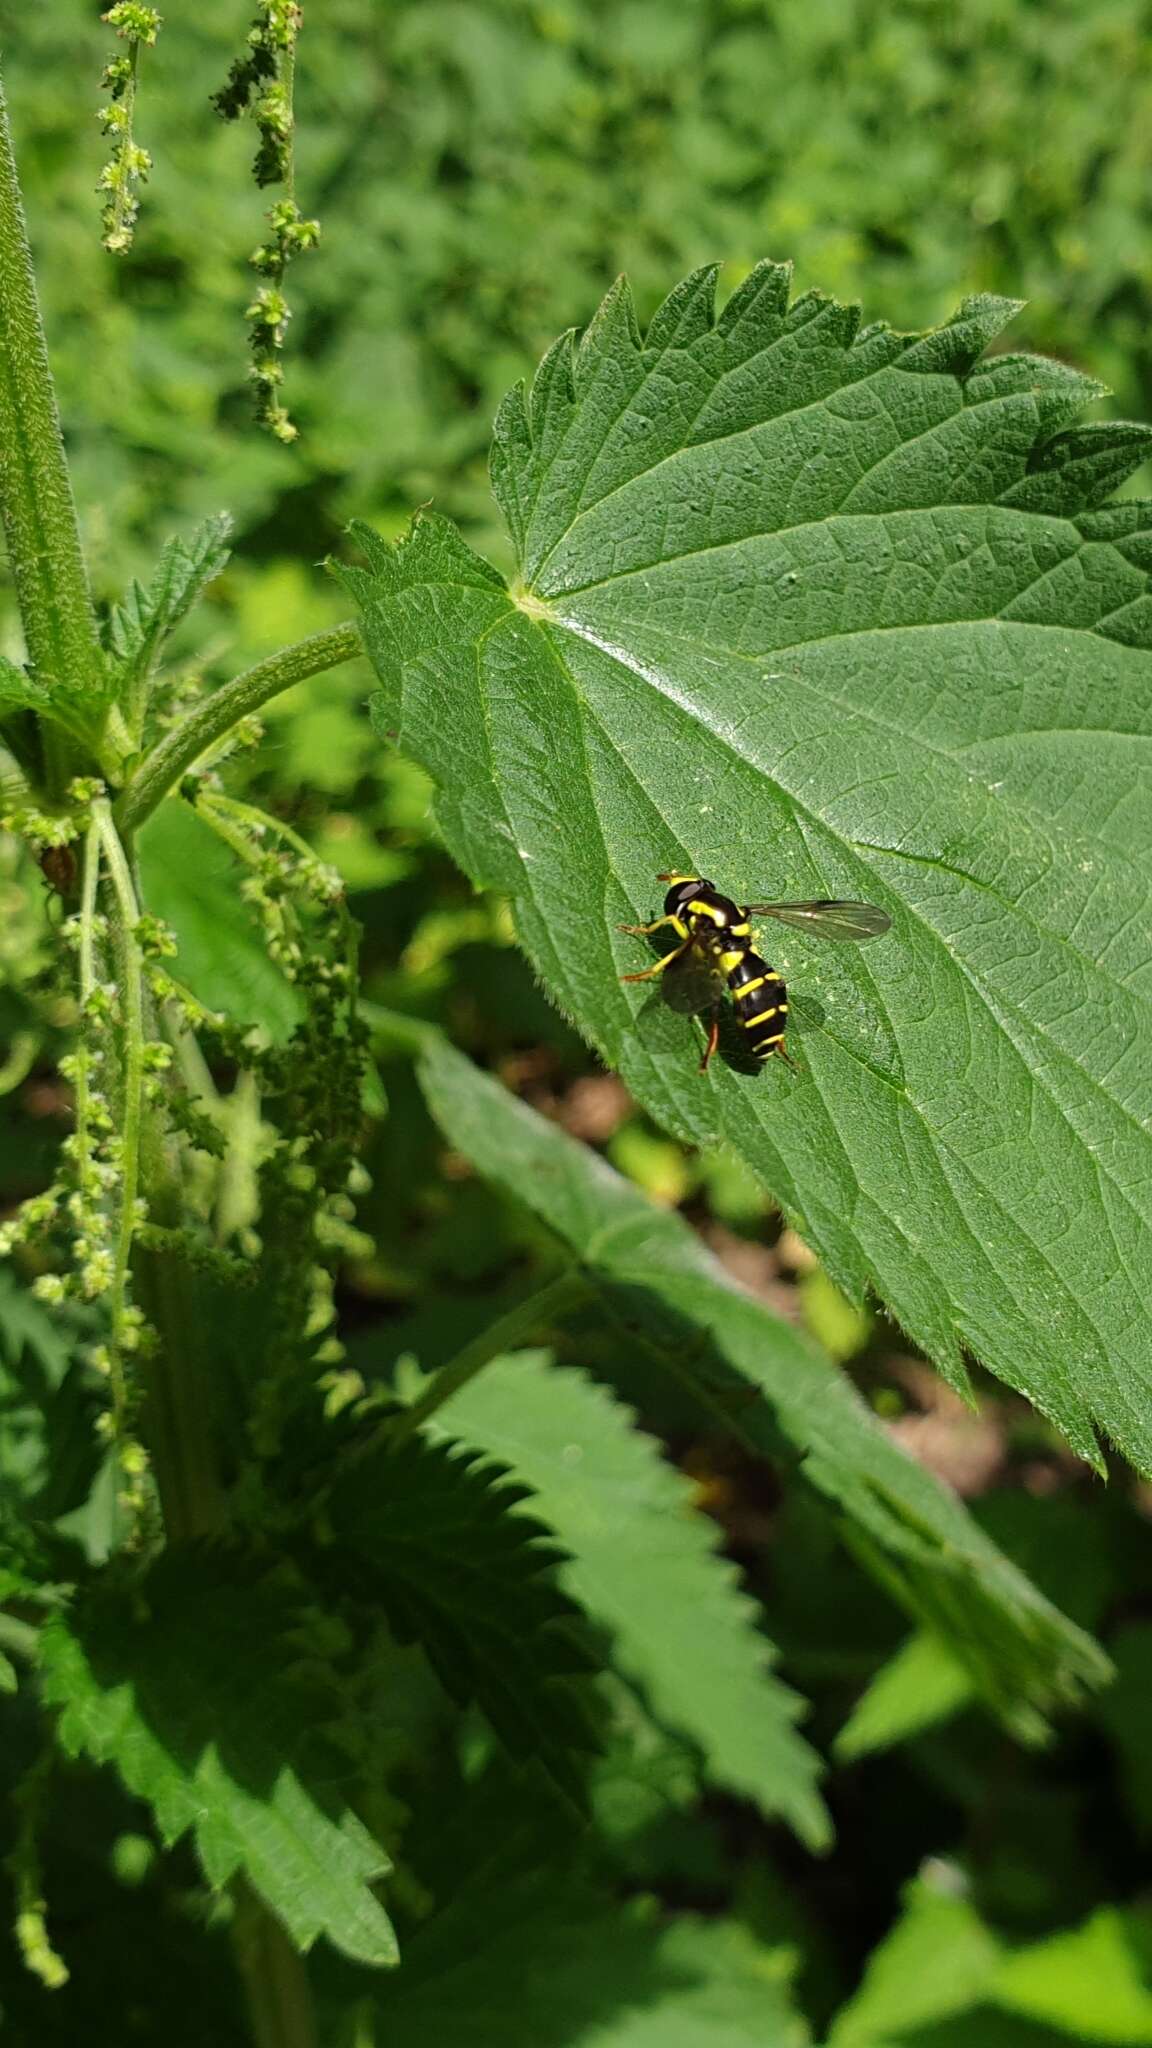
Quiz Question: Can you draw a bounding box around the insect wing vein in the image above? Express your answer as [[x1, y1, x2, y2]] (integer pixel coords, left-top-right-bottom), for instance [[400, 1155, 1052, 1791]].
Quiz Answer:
[[746, 899, 891, 941]]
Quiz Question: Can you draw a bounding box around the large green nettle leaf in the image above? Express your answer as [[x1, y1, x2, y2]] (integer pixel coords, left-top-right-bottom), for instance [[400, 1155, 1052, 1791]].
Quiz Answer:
[[431, 1349, 829, 1848], [40, 1554, 397, 1967], [328, 1435, 603, 1803], [418, 1037, 1107, 1736], [342, 262, 1152, 1470]]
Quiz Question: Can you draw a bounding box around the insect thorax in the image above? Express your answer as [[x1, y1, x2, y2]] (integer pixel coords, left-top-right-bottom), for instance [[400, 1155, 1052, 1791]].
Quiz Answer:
[[681, 885, 744, 935]]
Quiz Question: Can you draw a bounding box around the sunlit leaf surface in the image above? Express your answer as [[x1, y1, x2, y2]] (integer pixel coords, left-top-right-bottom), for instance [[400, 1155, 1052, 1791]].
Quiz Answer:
[[347, 265, 1152, 1471]]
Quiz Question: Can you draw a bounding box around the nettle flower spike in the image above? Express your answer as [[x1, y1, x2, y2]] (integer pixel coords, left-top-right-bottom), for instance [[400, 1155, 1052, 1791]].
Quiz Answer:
[[97, 6, 162, 255], [213, 3, 318, 442]]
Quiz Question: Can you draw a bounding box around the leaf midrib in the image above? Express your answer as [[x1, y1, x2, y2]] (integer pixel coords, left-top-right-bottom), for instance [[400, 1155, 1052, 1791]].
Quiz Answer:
[[553, 611, 1151, 1014], [525, 621, 1144, 1400]]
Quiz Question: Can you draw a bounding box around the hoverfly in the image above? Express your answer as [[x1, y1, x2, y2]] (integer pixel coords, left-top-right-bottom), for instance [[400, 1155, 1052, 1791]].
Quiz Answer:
[[619, 872, 891, 1072]]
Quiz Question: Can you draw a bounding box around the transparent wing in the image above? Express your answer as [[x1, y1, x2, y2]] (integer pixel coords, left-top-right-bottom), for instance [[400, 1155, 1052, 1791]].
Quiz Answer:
[[745, 899, 892, 942]]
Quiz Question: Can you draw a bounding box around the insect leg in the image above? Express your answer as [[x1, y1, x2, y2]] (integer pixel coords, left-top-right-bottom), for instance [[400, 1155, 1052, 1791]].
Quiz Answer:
[[698, 1007, 721, 1074], [617, 913, 685, 937], [620, 938, 691, 983]]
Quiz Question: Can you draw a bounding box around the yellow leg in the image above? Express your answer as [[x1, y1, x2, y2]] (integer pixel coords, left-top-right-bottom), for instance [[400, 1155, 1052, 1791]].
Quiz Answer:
[[617, 913, 686, 938], [620, 938, 690, 983]]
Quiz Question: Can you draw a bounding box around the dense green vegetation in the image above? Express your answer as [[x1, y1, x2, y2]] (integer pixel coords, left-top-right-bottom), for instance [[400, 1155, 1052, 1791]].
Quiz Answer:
[[1, 5, 1151, 2043]]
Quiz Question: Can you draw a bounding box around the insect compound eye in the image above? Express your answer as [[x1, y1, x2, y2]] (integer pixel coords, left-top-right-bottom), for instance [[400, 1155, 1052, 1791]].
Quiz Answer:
[[663, 878, 699, 916]]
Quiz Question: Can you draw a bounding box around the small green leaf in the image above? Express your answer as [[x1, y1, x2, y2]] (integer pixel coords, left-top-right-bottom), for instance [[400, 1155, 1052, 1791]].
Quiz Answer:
[[834, 1630, 975, 1761], [827, 1869, 1002, 2046], [0, 1268, 75, 1393], [344, 266, 1152, 1476], [433, 1349, 829, 1848], [416, 1035, 1109, 1735], [0, 1271, 100, 1520], [0, 652, 106, 751], [107, 512, 233, 704], [994, 1908, 1152, 2044], [825, 1886, 1152, 2048], [137, 798, 301, 1040], [0, 655, 49, 717], [39, 1553, 398, 1967], [328, 1434, 603, 1802]]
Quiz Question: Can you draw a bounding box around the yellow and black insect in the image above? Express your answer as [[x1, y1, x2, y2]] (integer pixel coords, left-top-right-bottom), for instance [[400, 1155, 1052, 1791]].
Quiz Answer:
[[620, 872, 891, 1073]]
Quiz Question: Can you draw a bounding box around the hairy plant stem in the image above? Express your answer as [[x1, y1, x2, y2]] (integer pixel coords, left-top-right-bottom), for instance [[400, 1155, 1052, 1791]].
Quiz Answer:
[[129, 1125, 303, 2037], [389, 1269, 591, 1446], [0, 68, 103, 795], [92, 831, 312, 2047], [92, 803, 145, 1447], [85, 803, 225, 1541], [72, 818, 102, 1245], [201, 785, 328, 867], [113, 621, 362, 836], [131, 1160, 231, 1546], [99, 812, 317, 2047]]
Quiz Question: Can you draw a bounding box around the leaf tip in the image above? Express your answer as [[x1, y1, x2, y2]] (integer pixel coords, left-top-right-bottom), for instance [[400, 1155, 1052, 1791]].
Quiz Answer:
[[575, 275, 641, 386]]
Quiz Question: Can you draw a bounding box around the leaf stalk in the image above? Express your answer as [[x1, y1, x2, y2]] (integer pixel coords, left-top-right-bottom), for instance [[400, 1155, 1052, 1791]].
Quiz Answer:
[[112, 621, 363, 835], [390, 1269, 591, 1446]]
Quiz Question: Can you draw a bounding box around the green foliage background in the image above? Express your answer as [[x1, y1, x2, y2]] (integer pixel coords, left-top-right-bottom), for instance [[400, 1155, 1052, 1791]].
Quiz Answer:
[[6, 0, 1152, 589], [2, 2, 1152, 2042]]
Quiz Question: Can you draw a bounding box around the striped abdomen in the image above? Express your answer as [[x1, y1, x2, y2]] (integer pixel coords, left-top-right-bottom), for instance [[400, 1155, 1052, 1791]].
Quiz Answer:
[[726, 950, 788, 1060]]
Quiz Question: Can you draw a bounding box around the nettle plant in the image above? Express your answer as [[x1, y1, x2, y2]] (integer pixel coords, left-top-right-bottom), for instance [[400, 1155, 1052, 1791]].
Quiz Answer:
[[1, 21, 1150, 2048]]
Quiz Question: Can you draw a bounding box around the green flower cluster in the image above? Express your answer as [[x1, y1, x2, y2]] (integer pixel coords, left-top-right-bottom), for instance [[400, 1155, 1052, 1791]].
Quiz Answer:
[[96, 3, 161, 254], [213, 2, 319, 442]]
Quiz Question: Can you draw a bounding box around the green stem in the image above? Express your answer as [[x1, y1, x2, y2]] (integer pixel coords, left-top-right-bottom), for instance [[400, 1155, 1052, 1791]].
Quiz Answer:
[[11, 1741, 69, 1990], [92, 802, 229, 1541], [165, 1005, 221, 1111], [91, 801, 143, 1447], [72, 816, 102, 1239], [359, 999, 438, 1057], [389, 1269, 590, 1446], [232, 1883, 317, 2048], [131, 1225, 230, 1542], [201, 787, 327, 868], [213, 1069, 262, 1245], [113, 622, 362, 836], [282, 39, 298, 208], [192, 796, 267, 871], [0, 68, 102, 789]]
